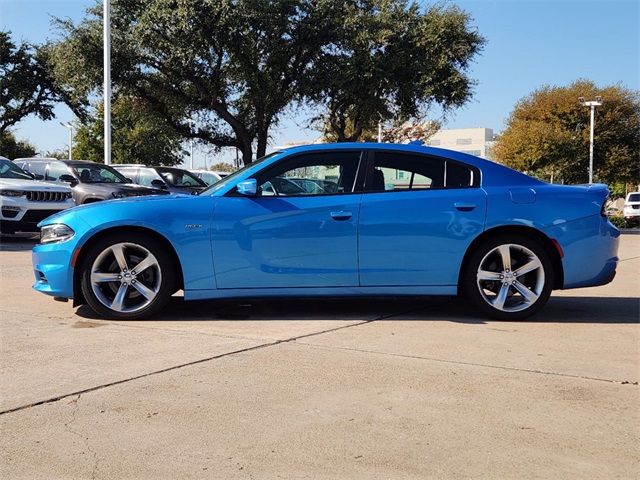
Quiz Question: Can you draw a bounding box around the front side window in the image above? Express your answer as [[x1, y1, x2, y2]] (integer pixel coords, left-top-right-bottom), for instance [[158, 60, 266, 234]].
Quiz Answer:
[[158, 169, 206, 188], [46, 162, 72, 181], [138, 169, 164, 187], [256, 151, 361, 196], [72, 164, 127, 184]]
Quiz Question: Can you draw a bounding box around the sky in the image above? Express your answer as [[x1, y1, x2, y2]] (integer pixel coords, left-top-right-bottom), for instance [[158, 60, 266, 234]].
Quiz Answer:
[[1, 0, 639, 169]]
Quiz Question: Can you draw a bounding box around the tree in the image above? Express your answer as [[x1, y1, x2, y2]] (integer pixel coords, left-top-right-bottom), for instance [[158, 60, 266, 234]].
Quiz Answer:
[[492, 80, 640, 185], [0, 131, 36, 159], [310, 2, 484, 142], [209, 162, 235, 173], [72, 96, 184, 165], [0, 31, 62, 135], [323, 118, 440, 143], [48, 0, 340, 165]]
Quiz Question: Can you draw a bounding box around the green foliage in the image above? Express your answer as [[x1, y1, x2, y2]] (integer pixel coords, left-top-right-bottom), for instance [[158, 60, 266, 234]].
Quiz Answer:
[[209, 162, 235, 173], [493, 80, 640, 185], [73, 96, 184, 165], [0, 31, 61, 134], [608, 215, 626, 229], [43, 148, 70, 160], [311, 2, 484, 141], [0, 131, 36, 159], [48, 0, 483, 164]]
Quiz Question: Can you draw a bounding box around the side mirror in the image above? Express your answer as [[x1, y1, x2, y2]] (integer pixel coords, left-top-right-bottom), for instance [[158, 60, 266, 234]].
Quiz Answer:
[[59, 174, 78, 186], [236, 179, 257, 196], [151, 179, 168, 189]]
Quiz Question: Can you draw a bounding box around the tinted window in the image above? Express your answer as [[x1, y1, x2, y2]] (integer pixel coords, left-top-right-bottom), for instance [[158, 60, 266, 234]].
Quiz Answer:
[[628, 193, 640, 202], [157, 169, 206, 187], [0, 160, 32, 179], [369, 152, 445, 192], [446, 161, 474, 188], [72, 164, 127, 183], [257, 151, 361, 196]]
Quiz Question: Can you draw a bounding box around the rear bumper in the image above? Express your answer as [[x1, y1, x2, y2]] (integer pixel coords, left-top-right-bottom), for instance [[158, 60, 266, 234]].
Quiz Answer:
[[543, 215, 619, 289]]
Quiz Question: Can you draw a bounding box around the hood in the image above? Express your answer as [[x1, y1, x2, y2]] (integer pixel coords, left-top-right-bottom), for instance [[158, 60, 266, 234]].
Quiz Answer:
[[0, 178, 72, 192], [76, 182, 168, 196]]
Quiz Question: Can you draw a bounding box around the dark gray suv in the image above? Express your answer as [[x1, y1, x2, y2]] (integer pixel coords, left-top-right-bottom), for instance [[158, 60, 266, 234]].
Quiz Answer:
[[14, 159, 168, 205]]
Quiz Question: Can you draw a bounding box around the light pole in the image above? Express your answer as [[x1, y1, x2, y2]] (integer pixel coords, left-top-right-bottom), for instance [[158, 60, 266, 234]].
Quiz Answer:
[[579, 96, 602, 184], [104, 0, 111, 165], [60, 122, 74, 160], [187, 119, 195, 169]]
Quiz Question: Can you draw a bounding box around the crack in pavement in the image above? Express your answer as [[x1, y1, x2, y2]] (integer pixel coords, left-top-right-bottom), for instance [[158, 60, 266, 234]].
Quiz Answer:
[[61, 394, 100, 480], [0, 313, 394, 416], [294, 342, 640, 385]]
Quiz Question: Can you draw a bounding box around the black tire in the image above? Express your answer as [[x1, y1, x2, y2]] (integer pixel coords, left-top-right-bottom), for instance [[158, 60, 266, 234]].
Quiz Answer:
[[461, 235, 554, 320], [80, 232, 175, 319]]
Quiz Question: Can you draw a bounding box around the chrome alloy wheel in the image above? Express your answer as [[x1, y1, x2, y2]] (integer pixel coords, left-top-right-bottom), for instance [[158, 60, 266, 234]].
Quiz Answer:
[[476, 243, 545, 313], [90, 242, 162, 313]]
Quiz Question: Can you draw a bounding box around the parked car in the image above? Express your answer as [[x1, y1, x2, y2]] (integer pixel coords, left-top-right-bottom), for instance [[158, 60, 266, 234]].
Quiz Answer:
[[0, 157, 74, 234], [622, 192, 640, 227], [32, 143, 619, 321], [189, 169, 222, 186], [13, 159, 167, 205], [113, 165, 207, 194]]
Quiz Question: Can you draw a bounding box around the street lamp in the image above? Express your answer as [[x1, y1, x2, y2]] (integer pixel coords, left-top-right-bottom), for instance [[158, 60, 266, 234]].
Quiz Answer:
[[579, 96, 602, 184], [60, 122, 74, 160], [187, 119, 195, 169], [104, 0, 111, 165]]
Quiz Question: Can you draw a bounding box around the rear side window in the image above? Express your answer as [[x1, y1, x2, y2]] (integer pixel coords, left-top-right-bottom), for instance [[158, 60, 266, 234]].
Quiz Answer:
[[367, 151, 477, 192], [368, 152, 445, 191]]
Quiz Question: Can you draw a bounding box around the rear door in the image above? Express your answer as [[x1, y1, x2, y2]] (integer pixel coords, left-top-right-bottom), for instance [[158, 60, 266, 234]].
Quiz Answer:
[[358, 150, 486, 286]]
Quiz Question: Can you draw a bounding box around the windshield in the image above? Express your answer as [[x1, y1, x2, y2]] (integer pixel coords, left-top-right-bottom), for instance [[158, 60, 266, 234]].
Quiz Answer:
[[628, 193, 640, 202], [72, 164, 127, 184], [201, 152, 282, 195], [0, 159, 33, 180], [157, 168, 207, 188]]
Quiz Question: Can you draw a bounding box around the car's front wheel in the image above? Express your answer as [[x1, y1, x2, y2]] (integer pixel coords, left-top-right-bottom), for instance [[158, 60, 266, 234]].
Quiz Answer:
[[462, 236, 553, 320], [80, 233, 175, 319]]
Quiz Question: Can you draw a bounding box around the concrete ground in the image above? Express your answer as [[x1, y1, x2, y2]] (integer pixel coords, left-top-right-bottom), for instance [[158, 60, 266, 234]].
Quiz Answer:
[[0, 235, 638, 479]]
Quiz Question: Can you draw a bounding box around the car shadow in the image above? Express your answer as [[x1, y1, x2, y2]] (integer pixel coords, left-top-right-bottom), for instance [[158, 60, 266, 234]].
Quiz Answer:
[[76, 295, 639, 324], [0, 234, 38, 251]]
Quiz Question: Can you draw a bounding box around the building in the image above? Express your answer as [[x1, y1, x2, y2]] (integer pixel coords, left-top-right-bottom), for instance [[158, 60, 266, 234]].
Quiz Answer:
[[426, 127, 495, 160]]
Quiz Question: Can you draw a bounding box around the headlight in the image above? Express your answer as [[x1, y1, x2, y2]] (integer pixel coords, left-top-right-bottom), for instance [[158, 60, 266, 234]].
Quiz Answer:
[[0, 189, 24, 197], [40, 224, 75, 244]]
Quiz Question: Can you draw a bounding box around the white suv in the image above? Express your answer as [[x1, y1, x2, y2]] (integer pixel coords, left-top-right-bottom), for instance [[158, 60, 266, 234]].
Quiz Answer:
[[623, 192, 640, 227], [0, 157, 75, 234]]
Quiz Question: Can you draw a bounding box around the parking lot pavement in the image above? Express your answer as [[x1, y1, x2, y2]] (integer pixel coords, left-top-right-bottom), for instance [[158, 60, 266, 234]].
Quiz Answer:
[[0, 235, 638, 479]]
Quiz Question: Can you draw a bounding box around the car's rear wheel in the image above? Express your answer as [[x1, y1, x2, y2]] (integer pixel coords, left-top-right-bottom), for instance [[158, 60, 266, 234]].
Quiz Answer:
[[462, 235, 553, 320], [80, 233, 174, 319]]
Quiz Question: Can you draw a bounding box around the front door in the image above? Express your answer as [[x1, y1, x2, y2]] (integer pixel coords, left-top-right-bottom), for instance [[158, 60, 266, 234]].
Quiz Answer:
[[212, 150, 364, 289]]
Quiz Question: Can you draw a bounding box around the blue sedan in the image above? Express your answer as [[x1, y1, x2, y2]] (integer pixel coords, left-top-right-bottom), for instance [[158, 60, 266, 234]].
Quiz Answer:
[[32, 143, 619, 320]]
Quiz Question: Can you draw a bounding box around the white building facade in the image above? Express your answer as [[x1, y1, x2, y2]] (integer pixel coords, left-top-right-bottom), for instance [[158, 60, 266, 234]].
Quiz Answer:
[[426, 127, 495, 160]]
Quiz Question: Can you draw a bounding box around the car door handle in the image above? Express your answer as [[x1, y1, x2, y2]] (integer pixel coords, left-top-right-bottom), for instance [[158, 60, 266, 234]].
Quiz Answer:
[[454, 202, 476, 212], [330, 211, 352, 221]]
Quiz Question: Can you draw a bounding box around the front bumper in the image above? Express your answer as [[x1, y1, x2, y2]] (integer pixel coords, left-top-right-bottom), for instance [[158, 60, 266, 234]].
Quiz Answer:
[[32, 240, 76, 298], [1, 197, 74, 233]]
